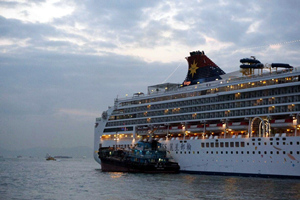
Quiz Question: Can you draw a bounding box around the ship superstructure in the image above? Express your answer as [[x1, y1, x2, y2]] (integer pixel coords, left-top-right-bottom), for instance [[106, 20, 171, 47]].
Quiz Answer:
[[94, 51, 300, 178]]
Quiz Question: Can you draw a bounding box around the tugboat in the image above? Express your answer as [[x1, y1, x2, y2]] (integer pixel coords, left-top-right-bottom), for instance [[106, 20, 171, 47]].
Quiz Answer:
[[98, 139, 180, 173], [46, 154, 56, 161]]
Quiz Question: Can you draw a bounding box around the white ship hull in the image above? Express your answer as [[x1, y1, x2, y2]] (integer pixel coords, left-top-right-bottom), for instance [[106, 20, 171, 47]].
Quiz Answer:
[[96, 136, 300, 178]]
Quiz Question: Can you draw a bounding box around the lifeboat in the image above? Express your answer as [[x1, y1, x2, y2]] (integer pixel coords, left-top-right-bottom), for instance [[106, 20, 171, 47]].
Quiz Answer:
[[228, 122, 249, 130], [168, 125, 184, 133], [206, 123, 225, 131], [270, 119, 294, 128], [186, 124, 205, 132]]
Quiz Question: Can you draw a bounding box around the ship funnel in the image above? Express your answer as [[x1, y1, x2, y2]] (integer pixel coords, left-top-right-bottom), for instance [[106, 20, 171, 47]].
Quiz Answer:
[[182, 51, 225, 86]]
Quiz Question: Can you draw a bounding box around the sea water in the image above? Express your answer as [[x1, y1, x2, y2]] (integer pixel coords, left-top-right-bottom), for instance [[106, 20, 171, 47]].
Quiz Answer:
[[0, 157, 299, 200]]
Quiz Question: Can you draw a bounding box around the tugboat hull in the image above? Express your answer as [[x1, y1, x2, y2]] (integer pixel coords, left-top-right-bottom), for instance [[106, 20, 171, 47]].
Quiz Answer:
[[100, 157, 180, 173]]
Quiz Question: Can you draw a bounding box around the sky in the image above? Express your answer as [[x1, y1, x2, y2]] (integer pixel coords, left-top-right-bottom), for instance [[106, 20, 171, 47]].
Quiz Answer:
[[1, 0, 300, 151]]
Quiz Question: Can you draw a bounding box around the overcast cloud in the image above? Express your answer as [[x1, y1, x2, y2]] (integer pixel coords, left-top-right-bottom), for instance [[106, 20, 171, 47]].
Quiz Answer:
[[1, 0, 300, 151]]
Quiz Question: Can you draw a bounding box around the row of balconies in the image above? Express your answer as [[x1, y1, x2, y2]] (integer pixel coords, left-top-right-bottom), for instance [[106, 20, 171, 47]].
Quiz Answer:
[[119, 75, 299, 107], [120, 85, 300, 114], [106, 104, 300, 127], [115, 95, 300, 119]]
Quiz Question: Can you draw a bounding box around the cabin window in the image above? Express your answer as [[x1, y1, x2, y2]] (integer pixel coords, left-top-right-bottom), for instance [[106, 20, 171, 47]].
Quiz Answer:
[[225, 142, 229, 147], [201, 143, 205, 148], [220, 142, 224, 147], [211, 143, 214, 148], [230, 142, 234, 147], [241, 142, 245, 147], [215, 143, 219, 148], [235, 142, 239, 147]]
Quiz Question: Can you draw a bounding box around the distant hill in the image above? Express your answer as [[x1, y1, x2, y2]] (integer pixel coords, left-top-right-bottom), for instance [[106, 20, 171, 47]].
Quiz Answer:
[[0, 146, 94, 158]]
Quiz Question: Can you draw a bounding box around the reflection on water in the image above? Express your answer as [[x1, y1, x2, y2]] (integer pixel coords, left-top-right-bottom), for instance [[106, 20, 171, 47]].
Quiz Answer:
[[109, 172, 124, 179]]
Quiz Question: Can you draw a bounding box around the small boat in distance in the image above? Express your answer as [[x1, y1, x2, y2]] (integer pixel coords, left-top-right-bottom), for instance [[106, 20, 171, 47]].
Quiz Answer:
[[46, 154, 56, 161], [53, 156, 72, 159], [98, 139, 180, 173]]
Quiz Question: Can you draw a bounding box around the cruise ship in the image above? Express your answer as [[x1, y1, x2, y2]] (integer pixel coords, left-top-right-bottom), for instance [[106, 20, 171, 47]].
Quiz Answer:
[[94, 50, 300, 178]]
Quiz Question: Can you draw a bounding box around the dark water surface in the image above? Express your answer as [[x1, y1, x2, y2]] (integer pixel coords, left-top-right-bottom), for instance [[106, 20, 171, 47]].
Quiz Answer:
[[0, 158, 299, 200]]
